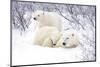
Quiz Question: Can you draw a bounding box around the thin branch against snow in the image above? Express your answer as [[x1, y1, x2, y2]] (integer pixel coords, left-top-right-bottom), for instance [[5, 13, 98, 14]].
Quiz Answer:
[[55, 7, 73, 22], [55, 6, 85, 30], [15, 6, 25, 31]]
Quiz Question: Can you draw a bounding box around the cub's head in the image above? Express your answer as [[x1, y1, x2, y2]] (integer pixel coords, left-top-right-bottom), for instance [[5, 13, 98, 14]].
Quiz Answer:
[[33, 10, 45, 22]]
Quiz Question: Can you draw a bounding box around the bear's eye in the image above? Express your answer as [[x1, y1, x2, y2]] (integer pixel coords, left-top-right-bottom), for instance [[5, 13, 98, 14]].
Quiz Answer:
[[38, 15, 40, 17]]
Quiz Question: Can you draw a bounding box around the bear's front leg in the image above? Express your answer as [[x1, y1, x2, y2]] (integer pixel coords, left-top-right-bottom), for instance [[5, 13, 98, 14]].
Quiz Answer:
[[54, 39, 63, 48], [42, 38, 53, 47]]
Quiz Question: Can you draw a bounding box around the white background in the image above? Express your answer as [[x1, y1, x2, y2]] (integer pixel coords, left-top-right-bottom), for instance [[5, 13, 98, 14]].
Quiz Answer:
[[0, 0, 100, 67]]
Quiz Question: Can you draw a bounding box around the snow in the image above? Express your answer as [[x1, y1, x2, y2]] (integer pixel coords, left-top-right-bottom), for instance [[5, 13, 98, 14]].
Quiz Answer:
[[12, 30, 82, 65]]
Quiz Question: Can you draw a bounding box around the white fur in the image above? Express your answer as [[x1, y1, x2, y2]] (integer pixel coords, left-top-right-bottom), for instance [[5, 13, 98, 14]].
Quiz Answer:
[[33, 10, 62, 31], [34, 26, 61, 47], [55, 31, 80, 48]]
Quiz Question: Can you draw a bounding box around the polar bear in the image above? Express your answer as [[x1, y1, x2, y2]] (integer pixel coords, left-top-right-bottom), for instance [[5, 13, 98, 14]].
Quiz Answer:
[[33, 10, 62, 31], [54, 31, 80, 48], [34, 26, 61, 47]]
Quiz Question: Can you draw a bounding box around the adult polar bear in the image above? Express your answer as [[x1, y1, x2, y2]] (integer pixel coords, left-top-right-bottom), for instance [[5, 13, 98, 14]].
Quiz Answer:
[[33, 10, 62, 31], [34, 26, 61, 47]]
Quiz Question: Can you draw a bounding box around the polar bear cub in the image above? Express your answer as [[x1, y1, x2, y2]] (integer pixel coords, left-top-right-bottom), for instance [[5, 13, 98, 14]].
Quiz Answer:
[[55, 31, 80, 48], [34, 26, 61, 47], [33, 10, 62, 31]]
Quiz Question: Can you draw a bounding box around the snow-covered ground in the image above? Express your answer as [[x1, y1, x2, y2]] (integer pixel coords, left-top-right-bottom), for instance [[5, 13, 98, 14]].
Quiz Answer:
[[12, 12, 95, 66]]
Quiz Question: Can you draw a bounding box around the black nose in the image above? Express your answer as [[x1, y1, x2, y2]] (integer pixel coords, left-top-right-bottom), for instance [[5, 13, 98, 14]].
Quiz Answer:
[[34, 17, 36, 20], [63, 42, 66, 45], [53, 44, 56, 46]]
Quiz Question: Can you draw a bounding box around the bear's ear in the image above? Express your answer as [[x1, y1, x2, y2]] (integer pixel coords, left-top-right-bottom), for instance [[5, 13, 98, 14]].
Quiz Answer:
[[72, 33, 74, 36]]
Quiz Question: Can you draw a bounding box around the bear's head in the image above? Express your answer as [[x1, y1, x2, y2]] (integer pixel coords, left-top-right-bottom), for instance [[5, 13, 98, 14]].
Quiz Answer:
[[55, 31, 79, 48], [33, 10, 45, 22]]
